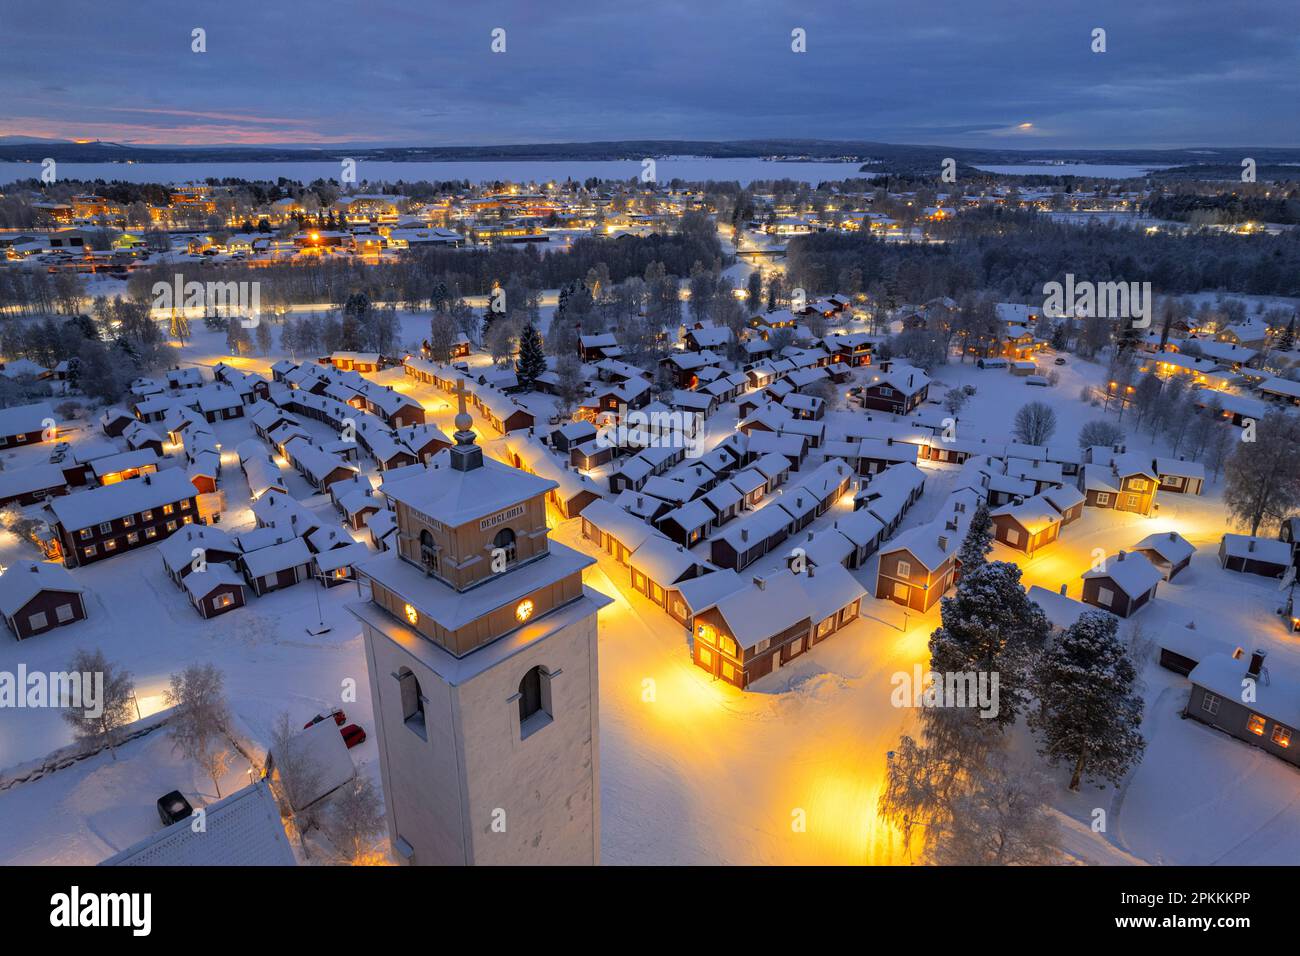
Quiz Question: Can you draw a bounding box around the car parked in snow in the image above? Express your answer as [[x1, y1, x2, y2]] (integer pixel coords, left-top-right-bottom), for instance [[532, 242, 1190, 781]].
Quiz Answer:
[[157, 790, 194, 826]]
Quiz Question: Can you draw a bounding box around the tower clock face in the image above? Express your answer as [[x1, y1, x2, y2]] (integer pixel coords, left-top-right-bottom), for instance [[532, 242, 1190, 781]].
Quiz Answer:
[[515, 599, 534, 622]]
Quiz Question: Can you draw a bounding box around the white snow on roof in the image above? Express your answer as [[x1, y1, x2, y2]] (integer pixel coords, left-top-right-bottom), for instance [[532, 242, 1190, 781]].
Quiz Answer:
[[1189, 652, 1300, 729], [1083, 552, 1164, 596], [50, 470, 196, 530], [272, 720, 356, 811], [0, 561, 82, 616], [1220, 534, 1292, 566], [101, 779, 294, 866]]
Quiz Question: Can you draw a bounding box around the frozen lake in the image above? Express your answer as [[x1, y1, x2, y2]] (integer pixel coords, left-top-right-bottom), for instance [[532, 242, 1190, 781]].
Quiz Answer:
[[0, 157, 873, 188], [973, 163, 1172, 178]]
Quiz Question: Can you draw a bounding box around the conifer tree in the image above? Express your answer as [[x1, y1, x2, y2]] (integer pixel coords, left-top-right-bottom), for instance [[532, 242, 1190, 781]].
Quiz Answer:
[[1029, 611, 1146, 790], [957, 500, 993, 570], [928, 561, 1049, 728], [515, 322, 547, 387]]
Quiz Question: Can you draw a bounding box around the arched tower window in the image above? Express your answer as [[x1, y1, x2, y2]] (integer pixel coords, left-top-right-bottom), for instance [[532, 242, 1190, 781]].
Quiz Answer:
[[493, 527, 517, 565], [419, 528, 438, 572], [397, 666, 426, 739], [517, 665, 553, 738]]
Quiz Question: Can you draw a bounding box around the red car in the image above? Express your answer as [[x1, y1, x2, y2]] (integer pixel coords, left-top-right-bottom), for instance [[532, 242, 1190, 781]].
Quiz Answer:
[[340, 724, 367, 749], [304, 708, 346, 730]]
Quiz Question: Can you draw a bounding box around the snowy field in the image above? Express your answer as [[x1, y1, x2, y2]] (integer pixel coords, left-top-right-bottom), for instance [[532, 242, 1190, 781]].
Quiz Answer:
[[0, 318, 1297, 866]]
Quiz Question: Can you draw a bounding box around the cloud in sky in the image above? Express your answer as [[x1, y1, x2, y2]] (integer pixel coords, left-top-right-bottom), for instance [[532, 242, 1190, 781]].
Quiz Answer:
[[2, 0, 1296, 148]]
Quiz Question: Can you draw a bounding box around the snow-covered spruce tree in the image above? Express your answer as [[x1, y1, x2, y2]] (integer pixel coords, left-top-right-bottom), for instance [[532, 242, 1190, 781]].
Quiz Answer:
[[515, 321, 547, 388], [956, 500, 993, 570], [1029, 610, 1146, 791], [928, 561, 1049, 729]]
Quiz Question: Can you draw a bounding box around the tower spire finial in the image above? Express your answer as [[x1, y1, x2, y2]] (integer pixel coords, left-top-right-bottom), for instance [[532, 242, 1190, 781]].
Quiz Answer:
[[453, 378, 474, 443], [449, 378, 483, 470]]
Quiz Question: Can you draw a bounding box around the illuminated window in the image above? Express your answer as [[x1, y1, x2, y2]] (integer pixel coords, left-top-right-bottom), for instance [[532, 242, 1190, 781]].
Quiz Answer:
[[515, 599, 534, 623], [404, 603, 419, 626], [1247, 714, 1266, 736], [1272, 725, 1292, 748], [163, 504, 174, 515]]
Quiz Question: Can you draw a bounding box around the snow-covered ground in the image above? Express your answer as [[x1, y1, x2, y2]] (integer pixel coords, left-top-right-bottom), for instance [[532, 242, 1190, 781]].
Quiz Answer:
[[1, 325, 1297, 866]]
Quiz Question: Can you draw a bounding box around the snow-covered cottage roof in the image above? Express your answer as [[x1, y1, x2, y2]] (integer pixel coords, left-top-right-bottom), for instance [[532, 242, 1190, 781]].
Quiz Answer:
[[100, 779, 294, 866]]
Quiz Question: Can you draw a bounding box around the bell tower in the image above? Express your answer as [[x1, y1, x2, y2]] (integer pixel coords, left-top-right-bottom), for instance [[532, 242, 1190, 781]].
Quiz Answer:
[[350, 381, 611, 865]]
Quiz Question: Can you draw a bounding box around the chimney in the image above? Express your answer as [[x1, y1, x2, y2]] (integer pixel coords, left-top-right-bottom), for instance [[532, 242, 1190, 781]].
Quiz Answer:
[[938, 534, 949, 551], [807, 531, 814, 541], [1059, 583, 1068, 596], [752, 575, 765, 590], [1247, 649, 1267, 678], [1168, 531, 1176, 541], [1248, 539, 1257, 552]]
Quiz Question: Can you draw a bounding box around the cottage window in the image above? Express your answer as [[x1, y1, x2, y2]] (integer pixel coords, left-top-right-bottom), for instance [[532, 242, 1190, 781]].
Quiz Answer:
[[163, 504, 174, 516], [1272, 725, 1292, 748], [518, 665, 553, 739], [1246, 714, 1266, 736], [893, 581, 909, 601], [127, 532, 139, 544], [28, 611, 47, 631], [1126, 495, 1139, 508], [122, 515, 135, 527], [183, 516, 193, 525], [142, 510, 154, 521], [56, 603, 74, 623], [103, 539, 117, 552], [1129, 478, 1147, 491], [83, 545, 96, 558], [213, 592, 235, 610], [698, 645, 713, 667], [1200, 692, 1221, 716], [145, 527, 158, 540], [1095, 493, 1110, 506], [1096, 586, 1115, 607], [397, 667, 426, 738], [78, 529, 92, 541], [166, 520, 178, 532], [817, 617, 834, 637], [180, 500, 191, 510], [98, 522, 113, 535], [896, 560, 912, 578]]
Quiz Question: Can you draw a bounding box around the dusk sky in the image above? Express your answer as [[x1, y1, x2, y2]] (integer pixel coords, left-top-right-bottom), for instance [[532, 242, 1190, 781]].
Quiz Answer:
[[3, 0, 1297, 149]]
